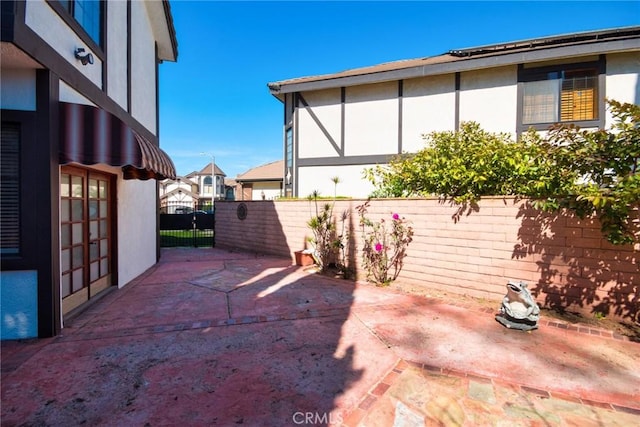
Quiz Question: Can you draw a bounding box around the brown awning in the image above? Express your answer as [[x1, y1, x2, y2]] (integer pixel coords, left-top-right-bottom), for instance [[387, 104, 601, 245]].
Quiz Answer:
[[59, 102, 176, 180]]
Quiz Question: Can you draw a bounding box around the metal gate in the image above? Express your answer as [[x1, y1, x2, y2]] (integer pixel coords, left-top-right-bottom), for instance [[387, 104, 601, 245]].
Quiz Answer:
[[159, 202, 215, 247]]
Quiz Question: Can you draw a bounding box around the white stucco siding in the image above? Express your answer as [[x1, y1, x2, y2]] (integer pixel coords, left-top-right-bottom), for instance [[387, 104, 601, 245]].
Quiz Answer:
[[130, 0, 157, 133], [59, 80, 95, 105], [25, 0, 102, 89], [116, 178, 157, 287], [459, 66, 517, 134], [0, 68, 36, 110], [402, 74, 456, 153], [252, 182, 282, 200], [107, 0, 128, 110], [298, 89, 342, 158], [344, 81, 399, 156], [605, 52, 640, 127], [298, 165, 376, 199]]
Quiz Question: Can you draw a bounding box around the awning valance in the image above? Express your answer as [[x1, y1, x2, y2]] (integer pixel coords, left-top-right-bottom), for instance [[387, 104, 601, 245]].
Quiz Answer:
[[59, 102, 176, 180]]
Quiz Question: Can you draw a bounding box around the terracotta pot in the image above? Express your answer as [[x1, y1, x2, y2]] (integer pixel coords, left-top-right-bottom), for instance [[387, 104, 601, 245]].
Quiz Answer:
[[294, 250, 314, 266]]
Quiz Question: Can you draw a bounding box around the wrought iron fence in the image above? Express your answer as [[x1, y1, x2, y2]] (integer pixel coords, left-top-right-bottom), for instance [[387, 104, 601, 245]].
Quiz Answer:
[[159, 201, 215, 247]]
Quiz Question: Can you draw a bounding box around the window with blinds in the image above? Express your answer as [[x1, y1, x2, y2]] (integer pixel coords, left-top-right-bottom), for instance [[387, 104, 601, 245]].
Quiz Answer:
[[1, 123, 20, 254], [522, 67, 598, 125]]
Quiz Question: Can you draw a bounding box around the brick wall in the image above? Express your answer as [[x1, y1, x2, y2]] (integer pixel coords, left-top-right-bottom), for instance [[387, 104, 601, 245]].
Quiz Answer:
[[214, 197, 639, 322]]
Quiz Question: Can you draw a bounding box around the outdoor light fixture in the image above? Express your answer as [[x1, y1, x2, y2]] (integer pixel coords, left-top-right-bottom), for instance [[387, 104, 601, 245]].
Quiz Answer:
[[74, 48, 94, 66]]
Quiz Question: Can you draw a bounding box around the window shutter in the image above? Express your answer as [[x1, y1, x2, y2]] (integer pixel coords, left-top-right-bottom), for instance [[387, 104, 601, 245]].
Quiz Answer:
[[1, 122, 21, 254]]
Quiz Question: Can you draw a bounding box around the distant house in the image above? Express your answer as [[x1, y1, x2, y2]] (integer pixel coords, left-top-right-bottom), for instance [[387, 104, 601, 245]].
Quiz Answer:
[[268, 26, 640, 198], [186, 162, 226, 204], [1, 0, 178, 339], [235, 160, 284, 200], [159, 176, 200, 213]]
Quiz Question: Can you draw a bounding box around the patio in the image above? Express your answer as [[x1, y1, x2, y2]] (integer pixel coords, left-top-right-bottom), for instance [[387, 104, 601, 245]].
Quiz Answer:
[[2, 248, 639, 426]]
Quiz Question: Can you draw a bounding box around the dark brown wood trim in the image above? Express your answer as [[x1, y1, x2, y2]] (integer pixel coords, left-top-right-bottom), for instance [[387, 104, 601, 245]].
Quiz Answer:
[[454, 72, 460, 131], [340, 87, 345, 154], [155, 42, 160, 137], [36, 69, 61, 337], [127, 0, 132, 114], [398, 80, 403, 153], [597, 54, 606, 130], [294, 93, 299, 197], [102, 0, 108, 95], [298, 153, 397, 168]]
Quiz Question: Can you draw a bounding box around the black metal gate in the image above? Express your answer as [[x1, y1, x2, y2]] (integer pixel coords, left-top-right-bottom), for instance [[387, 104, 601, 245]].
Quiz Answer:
[[159, 202, 215, 247]]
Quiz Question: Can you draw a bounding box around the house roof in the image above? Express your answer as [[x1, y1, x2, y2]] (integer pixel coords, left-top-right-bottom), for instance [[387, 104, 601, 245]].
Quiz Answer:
[[236, 160, 284, 182], [187, 162, 226, 177], [161, 175, 193, 184], [268, 26, 640, 97]]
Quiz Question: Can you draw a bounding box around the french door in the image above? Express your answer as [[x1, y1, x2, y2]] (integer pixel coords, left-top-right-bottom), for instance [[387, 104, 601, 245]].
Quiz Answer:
[[60, 166, 114, 315]]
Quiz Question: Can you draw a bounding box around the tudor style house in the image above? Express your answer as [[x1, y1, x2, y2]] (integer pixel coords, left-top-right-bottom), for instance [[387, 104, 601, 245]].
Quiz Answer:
[[268, 26, 640, 198], [1, 0, 178, 339]]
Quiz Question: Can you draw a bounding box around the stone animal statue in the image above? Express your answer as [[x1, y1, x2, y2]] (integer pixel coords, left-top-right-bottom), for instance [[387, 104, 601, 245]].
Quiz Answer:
[[495, 281, 540, 331]]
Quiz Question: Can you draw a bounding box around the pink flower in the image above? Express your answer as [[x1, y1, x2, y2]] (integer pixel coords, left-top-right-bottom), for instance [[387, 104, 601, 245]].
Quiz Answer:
[[375, 243, 383, 252], [392, 213, 400, 220]]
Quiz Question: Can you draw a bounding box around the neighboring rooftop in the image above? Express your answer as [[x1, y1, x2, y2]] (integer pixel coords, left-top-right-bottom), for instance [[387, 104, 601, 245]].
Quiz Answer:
[[187, 162, 226, 178], [268, 26, 640, 96], [236, 160, 284, 182]]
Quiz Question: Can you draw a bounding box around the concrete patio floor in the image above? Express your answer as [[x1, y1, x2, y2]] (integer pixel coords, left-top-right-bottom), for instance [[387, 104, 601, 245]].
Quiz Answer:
[[2, 247, 639, 426]]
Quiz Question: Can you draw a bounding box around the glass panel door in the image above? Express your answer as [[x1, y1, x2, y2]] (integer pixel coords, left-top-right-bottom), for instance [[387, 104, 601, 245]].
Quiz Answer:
[[60, 167, 112, 314]]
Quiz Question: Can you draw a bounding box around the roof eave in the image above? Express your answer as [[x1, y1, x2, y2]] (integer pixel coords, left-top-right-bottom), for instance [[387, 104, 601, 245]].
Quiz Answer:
[[271, 37, 640, 94], [145, 0, 179, 62]]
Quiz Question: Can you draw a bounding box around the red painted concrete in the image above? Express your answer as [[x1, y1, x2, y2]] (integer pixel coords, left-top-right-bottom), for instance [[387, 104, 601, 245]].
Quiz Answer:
[[2, 248, 639, 426]]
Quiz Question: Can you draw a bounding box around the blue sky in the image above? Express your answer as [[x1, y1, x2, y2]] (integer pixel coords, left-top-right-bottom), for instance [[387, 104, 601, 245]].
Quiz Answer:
[[159, 1, 640, 179]]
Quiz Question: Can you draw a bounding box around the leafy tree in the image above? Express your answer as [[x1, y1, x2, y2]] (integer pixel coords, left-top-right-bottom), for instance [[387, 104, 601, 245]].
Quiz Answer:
[[532, 100, 640, 245], [364, 100, 639, 244]]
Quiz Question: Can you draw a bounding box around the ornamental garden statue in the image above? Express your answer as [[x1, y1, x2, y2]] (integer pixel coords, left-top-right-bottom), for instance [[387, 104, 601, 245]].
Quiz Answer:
[[495, 281, 540, 331]]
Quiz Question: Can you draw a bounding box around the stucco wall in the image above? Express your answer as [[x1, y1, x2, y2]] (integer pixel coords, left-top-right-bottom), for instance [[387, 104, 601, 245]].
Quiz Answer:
[[345, 81, 399, 156], [605, 52, 640, 127], [214, 198, 639, 322], [298, 88, 342, 158], [117, 177, 158, 287], [0, 68, 36, 110], [107, 0, 128, 110], [251, 182, 282, 200], [401, 74, 456, 152], [298, 165, 376, 199], [59, 80, 95, 105], [25, 0, 102, 89], [130, 0, 157, 132], [459, 65, 518, 134]]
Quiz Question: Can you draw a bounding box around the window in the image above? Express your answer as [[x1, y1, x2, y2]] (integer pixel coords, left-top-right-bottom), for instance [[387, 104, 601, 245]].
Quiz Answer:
[[203, 176, 212, 194], [1, 123, 21, 254], [57, 0, 102, 46], [521, 64, 600, 126]]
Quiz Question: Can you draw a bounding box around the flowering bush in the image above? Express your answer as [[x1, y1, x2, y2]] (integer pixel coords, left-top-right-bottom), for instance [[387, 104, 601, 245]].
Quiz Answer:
[[356, 201, 414, 286]]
